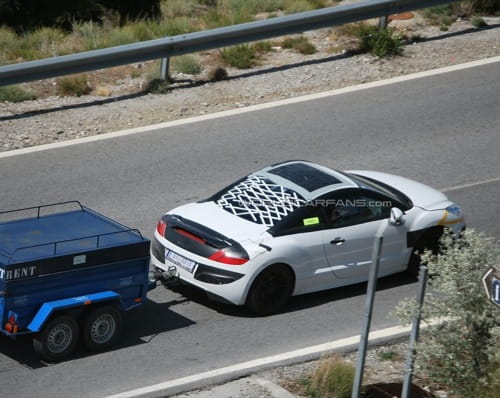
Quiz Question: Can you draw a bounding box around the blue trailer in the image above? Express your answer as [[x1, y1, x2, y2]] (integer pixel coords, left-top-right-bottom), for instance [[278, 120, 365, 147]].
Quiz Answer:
[[0, 202, 153, 361]]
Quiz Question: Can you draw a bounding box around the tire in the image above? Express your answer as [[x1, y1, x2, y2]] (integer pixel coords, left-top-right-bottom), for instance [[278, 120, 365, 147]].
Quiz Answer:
[[82, 305, 122, 352], [246, 265, 294, 316], [33, 315, 79, 362]]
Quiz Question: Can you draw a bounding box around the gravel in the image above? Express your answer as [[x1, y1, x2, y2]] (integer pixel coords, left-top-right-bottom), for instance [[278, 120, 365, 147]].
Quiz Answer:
[[1, 15, 499, 152]]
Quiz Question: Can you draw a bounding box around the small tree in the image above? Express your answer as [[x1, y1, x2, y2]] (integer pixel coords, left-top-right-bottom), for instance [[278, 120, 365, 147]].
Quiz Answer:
[[394, 230, 500, 398]]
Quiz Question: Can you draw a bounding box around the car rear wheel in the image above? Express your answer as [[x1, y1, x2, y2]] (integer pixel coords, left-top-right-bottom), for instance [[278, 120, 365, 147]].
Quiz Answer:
[[82, 305, 122, 352], [33, 314, 79, 362], [246, 265, 294, 316]]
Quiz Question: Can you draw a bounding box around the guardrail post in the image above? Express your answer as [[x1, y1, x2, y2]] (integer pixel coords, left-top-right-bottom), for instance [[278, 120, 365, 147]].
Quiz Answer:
[[401, 265, 428, 398], [160, 57, 171, 82], [352, 231, 384, 398], [378, 15, 389, 29]]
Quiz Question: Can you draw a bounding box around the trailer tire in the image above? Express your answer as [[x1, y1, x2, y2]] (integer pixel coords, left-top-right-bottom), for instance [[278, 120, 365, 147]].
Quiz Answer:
[[33, 315, 80, 362], [82, 305, 122, 352]]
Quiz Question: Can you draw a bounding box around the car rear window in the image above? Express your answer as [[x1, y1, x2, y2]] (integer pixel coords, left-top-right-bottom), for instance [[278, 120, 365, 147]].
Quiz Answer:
[[215, 175, 306, 227]]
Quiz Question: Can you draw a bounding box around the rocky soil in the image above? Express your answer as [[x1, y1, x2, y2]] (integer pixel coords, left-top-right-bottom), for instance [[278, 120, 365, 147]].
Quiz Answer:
[[0, 14, 499, 152]]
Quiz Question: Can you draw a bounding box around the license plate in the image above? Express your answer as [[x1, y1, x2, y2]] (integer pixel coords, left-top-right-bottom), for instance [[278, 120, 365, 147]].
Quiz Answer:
[[165, 250, 196, 273]]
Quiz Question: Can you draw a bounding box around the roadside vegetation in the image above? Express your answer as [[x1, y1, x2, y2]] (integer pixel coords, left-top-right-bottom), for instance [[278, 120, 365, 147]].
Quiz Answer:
[[424, 0, 499, 30], [351, 24, 403, 57], [284, 229, 499, 398], [394, 230, 500, 398], [282, 35, 317, 54], [302, 356, 355, 398], [0, 85, 37, 102], [0, 0, 498, 101], [56, 75, 92, 96], [0, 1, 338, 66]]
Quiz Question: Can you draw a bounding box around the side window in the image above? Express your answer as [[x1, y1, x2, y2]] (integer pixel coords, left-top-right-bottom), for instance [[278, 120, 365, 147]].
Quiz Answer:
[[273, 206, 327, 235], [327, 193, 392, 228]]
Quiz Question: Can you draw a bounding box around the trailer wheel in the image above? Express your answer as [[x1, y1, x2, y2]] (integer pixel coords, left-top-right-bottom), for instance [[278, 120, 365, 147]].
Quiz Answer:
[[33, 315, 80, 362], [82, 305, 122, 352]]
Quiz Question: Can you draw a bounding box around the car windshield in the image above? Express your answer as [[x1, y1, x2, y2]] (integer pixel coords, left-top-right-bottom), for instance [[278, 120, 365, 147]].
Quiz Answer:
[[214, 175, 306, 227], [345, 173, 412, 209]]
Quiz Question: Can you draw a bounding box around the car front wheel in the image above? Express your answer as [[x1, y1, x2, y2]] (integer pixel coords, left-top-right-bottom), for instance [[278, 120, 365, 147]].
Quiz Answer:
[[246, 265, 294, 316]]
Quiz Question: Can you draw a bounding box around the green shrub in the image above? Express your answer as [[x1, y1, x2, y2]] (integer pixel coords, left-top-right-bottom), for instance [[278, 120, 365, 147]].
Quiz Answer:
[[72, 21, 103, 50], [471, 16, 488, 27], [160, 0, 197, 19], [221, 44, 257, 69], [308, 356, 354, 398], [146, 77, 169, 94], [56, 75, 92, 96], [252, 40, 273, 54], [0, 26, 18, 64], [376, 349, 400, 361], [355, 25, 403, 57], [173, 55, 202, 75], [0, 85, 37, 102], [394, 230, 500, 398], [282, 35, 316, 54]]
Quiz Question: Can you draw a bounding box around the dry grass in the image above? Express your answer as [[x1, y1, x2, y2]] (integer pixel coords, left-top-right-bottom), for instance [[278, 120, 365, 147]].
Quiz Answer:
[[56, 75, 92, 97], [308, 356, 355, 398]]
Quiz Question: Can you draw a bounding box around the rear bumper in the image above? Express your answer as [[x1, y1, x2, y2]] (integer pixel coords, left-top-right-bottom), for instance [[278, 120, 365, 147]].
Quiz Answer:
[[150, 250, 250, 306]]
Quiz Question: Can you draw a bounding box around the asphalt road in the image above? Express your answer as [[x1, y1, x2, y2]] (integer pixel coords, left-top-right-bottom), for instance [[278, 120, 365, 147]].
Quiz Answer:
[[0, 60, 499, 398]]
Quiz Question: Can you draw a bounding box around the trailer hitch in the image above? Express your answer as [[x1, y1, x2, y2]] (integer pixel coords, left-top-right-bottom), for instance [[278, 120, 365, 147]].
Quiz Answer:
[[151, 266, 179, 287]]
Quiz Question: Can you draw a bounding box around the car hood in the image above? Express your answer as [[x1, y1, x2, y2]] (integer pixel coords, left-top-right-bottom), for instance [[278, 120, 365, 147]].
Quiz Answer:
[[348, 170, 452, 210], [167, 201, 269, 242]]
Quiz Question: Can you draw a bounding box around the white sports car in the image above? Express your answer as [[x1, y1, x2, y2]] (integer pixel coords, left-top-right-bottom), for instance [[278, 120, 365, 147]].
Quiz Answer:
[[151, 161, 465, 315]]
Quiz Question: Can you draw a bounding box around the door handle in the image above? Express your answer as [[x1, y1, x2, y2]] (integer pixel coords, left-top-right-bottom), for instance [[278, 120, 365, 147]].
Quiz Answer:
[[330, 238, 346, 245]]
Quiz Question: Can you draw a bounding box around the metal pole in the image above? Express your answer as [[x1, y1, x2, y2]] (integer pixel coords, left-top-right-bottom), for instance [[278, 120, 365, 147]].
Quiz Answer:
[[352, 234, 384, 398], [378, 15, 389, 29], [160, 57, 170, 81], [401, 266, 428, 398]]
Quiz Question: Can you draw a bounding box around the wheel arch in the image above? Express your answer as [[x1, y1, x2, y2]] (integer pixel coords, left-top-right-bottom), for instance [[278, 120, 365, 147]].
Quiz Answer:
[[244, 262, 296, 302]]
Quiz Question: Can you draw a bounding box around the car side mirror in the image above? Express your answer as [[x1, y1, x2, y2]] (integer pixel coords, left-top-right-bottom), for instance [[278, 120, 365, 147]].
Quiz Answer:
[[389, 207, 404, 226]]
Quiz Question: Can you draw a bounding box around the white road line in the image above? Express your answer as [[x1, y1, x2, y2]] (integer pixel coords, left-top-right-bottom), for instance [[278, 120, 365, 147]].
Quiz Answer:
[[1, 55, 499, 160], [441, 176, 500, 192], [105, 322, 442, 398]]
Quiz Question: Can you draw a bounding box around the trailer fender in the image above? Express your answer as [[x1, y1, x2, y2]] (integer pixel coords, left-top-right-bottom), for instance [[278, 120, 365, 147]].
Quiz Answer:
[[27, 291, 120, 332]]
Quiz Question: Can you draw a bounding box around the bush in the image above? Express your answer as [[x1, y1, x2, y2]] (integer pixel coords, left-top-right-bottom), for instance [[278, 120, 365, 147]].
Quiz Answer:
[[208, 66, 228, 81], [252, 40, 273, 54], [145, 77, 169, 94], [471, 16, 488, 27], [425, 1, 499, 24], [282, 35, 317, 54], [172, 55, 201, 75], [221, 44, 257, 69], [56, 75, 92, 96], [354, 25, 403, 57], [394, 230, 500, 398], [0, 85, 37, 102], [308, 356, 354, 398]]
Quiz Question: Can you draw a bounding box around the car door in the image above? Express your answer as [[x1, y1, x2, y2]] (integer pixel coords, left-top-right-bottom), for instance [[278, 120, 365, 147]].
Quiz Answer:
[[269, 205, 336, 293], [321, 189, 409, 281]]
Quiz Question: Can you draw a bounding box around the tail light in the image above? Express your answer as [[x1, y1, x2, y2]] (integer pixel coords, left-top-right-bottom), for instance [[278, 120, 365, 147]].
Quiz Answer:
[[5, 312, 18, 334], [209, 248, 248, 265], [156, 219, 167, 236]]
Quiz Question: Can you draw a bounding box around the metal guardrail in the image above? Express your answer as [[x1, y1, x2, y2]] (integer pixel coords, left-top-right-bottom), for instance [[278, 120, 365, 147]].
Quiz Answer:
[[0, 0, 457, 86]]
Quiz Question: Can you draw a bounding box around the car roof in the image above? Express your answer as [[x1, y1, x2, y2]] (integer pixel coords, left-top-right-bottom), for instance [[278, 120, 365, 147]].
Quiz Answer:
[[255, 160, 358, 200]]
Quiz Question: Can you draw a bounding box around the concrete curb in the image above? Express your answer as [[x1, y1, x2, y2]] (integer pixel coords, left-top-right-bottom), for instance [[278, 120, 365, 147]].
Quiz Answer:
[[106, 323, 439, 398]]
